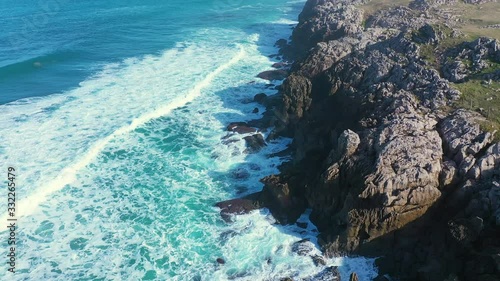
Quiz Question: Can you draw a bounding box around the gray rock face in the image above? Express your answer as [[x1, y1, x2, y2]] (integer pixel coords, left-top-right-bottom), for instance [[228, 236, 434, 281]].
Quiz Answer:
[[296, 39, 357, 78], [366, 6, 434, 30], [292, 0, 365, 55], [224, 0, 500, 280], [442, 38, 500, 82], [470, 143, 500, 179], [312, 89, 443, 253], [295, 28, 399, 79], [274, 74, 313, 135], [322, 34, 459, 109], [362, 91, 442, 207], [439, 109, 496, 178], [336, 129, 360, 160], [412, 24, 443, 45], [442, 60, 469, 82]]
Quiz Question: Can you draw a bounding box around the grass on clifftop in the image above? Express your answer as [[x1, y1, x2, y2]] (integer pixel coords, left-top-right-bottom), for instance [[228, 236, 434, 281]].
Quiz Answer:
[[361, 0, 500, 41], [443, 1, 500, 41], [453, 80, 500, 140], [417, 24, 470, 69], [360, 0, 411, 18], [417, 32, 500, 141]]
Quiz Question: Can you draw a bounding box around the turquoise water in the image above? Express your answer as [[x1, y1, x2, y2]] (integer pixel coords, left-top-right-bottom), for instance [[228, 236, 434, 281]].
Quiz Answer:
[[0, 1, 377, 280]]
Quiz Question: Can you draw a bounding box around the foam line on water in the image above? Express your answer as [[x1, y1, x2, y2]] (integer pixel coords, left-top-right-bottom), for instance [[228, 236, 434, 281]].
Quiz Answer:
[[0, 46, 246, 222]]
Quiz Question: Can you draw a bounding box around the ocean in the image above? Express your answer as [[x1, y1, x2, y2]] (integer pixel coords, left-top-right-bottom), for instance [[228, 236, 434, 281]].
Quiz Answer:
[[0, 0, 378, 280]]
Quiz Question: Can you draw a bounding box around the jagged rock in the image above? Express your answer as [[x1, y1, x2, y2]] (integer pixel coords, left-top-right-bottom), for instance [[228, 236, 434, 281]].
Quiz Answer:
[[349, 272, 359, 281], [312, 255, 327, 266], [442, 38, 500, 82], [336, 129, 360, 159], [275, 74, 313, 134], [231, 168, 250, 180], [448, 217, 483, 245], [220, 0, 500, 280], [296, 38, 357, 78], [439, 110, 495, 177], [413, 24, 442, 45], [292, 0, 364, 55], [243, 134, 266, 153], [215, 193, 263, 222], [440, 160, 458, 187], [275, 38, 288, 48], [442, 60, 469, 82], [482, 24, 500, 29], [409, 0, 459, 10], [259, 175, 306, 224], [367, 6, 433, 30], [292, 239, 316, 256], [471, 143, 500, 179], [273, 62, 290, 69]]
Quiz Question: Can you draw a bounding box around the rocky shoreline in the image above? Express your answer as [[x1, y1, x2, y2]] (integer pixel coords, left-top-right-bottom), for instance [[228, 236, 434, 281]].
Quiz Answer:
[[217, 0, 500, 280]]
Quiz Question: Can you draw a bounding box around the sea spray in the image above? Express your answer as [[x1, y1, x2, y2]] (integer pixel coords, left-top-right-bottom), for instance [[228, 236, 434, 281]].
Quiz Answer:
[[0, 47, 246, 222]]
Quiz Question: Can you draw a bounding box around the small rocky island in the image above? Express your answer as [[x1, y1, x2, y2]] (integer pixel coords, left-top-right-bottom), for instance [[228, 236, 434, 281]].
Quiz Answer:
[[218, 0, 500, 280]]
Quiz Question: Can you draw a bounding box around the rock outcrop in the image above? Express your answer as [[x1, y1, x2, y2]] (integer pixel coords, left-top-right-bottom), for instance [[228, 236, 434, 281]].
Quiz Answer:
[[218, 0, 500, 280]]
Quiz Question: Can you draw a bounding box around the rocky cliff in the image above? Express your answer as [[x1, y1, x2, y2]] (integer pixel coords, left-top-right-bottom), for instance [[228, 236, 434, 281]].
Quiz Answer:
[[219, 0, 500, 280]]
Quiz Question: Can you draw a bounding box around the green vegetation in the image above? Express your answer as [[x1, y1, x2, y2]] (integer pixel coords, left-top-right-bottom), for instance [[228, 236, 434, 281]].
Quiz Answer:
[[413, 24, 500, 140], [415, 27, 499, 140], [359, 0, 412, 17], [419, 44, 439, 68], [418, 34, 470, 69], [359, 0, 500, 41], [453, 80, 500, 140], [359, 0, 500, 139], [445, 1, 500, 41]]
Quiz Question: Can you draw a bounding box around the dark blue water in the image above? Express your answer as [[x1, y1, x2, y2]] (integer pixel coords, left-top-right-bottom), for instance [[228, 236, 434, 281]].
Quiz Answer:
[[0, 0, 291, 103]]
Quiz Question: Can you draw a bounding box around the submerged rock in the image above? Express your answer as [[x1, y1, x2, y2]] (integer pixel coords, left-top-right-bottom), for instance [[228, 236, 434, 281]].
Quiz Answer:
[[227, 122, 258, 134], [257, 69, 288, 81], [291, 239, 315, 256], [311, 255, 327, 266], [254, 93, 268, 104], [215, 193, 263, 222], [243, 134, 266, 153]]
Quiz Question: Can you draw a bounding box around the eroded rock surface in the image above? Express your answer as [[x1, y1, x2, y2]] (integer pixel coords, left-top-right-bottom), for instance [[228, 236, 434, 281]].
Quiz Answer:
[[219, 0, 500, 280]]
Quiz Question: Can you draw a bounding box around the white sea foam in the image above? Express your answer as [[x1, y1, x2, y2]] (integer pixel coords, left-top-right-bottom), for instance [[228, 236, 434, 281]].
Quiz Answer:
[[0, 47, 245, 222], [271, 18, 299, 25]]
